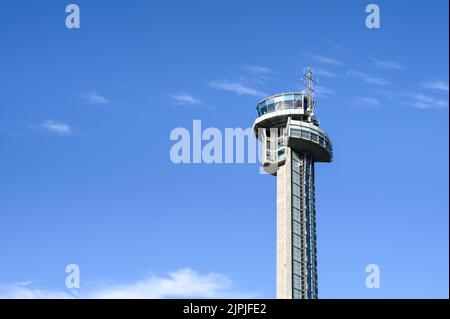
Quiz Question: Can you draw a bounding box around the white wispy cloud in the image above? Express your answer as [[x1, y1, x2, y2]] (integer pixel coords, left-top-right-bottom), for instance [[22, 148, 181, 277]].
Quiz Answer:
[[315, 85, 336, 99], [370, 56, 403, 70], [0, 127, 22, 136], [0, 269, 257, 299], [209, 80, 267, 97], [170, 92, 204, 106], [0, 281, 74, 299], [347, 70, 391, 85], [378, 88, 449, 110], [239, 65, 275, 85], [302, 52, 343, 66], [402, 92, 448, 109], [321, 38, 349, 53], [421, 80, 449, 93], [243, 65, 275, 76], [89, 268, 254, 299], [40, 120, 74, 135], [315, 69, 337, 78], [82, 91, 109, 105], [353, 97, 380, 108]]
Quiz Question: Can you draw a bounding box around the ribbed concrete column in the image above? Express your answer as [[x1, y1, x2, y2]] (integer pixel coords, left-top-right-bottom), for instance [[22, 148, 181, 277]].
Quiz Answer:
[[276, 147, 292, 299]]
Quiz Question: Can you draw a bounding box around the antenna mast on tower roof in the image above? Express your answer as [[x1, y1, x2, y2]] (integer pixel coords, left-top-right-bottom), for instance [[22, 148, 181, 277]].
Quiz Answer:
[[303, 67, 318, 122]]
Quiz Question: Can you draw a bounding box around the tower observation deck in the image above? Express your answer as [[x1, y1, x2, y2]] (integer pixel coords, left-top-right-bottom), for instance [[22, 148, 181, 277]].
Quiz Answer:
[[252, 69, 333, 299]]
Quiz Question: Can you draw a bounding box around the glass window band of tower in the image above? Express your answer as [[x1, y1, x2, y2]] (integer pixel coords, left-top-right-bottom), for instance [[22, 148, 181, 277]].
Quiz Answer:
[[256, 93, 313, 117], [291, 151, 318, 299], [259, 127, 286, 165]]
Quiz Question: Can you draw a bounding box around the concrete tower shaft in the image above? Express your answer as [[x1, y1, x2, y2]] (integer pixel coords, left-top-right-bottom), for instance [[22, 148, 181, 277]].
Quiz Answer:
[[252, 86, 333, 299]]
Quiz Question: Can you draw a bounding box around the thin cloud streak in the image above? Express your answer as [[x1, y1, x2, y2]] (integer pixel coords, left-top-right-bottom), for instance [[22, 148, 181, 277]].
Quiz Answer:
[[40, 120, 73, 136], [0, 282, 74, 299], [378, 89, 449, 110], [0, 126, 22, 136], [353, 97, 380, 108], [239, 65, 275, 86], [0, 269, 258, 299], [422, 80, 449, 93], [315, 85, 336, 99], [315, 69, 337, 78], [243, 65, 275, 76], [302, 52, 344, 66], [347, 70, 391, 85], [82, 91, 109, 105], [209, 80, 267, 97], [370, 57, 404, 70], [402, 92, 448, 109], [321, 38, 350, 53], [170, 92, 204, 106]]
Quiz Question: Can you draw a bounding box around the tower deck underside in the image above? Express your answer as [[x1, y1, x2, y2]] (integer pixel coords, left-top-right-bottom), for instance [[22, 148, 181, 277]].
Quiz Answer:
[[277, 147, 318, 299]]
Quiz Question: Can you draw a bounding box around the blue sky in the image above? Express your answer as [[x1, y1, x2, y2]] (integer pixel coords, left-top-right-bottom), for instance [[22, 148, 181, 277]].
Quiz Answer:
[[0, 0, 448, 298]]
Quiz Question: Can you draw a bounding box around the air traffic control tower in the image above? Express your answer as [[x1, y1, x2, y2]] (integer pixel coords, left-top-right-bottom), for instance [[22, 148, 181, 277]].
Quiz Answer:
[[252, 69, 333, 299]]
